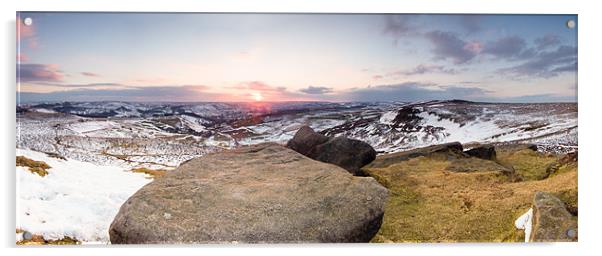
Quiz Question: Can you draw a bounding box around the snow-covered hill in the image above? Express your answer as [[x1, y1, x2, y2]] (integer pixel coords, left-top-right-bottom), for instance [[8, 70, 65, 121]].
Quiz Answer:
[[18, 100, 577, 168]]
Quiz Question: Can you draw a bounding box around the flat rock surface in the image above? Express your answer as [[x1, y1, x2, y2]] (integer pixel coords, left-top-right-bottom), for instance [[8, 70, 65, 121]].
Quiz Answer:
[[109, 143, 388, 244], [531, 192, 577, 242]]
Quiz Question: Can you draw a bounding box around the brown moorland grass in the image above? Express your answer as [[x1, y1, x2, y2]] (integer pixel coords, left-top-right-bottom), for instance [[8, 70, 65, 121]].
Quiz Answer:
[[365, 149, 577, 243], [16, 156, 51, 177]]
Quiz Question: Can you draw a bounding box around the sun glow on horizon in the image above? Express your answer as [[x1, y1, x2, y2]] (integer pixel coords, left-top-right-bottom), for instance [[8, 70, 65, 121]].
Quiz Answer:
[[252, 92, 263, 102]]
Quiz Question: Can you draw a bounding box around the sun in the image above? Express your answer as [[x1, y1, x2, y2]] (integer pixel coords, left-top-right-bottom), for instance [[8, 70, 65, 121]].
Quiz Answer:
[[252, 92, 263, 101]]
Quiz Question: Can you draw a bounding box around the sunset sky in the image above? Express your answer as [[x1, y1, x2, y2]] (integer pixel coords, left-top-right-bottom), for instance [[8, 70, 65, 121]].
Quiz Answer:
[[17, 13, 577, 103]]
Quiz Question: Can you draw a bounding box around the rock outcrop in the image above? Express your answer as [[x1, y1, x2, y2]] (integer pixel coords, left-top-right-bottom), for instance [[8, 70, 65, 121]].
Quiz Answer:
[[287, 126, 376, 176], [109, 143, 388, 244], [286, 126, 330, 156], [464, 144, 496, 160], [497, 143, 538, 153], [365, 142, 464, 169], [530, 192, 577, 242]]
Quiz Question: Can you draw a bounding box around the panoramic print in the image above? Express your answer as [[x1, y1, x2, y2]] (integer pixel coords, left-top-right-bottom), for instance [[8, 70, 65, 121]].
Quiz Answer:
[[16, 13, 577, 244]]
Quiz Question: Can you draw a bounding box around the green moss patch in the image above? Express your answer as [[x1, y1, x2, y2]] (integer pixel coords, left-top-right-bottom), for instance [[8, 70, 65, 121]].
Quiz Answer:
[[554, 188, 578, 216], [497, 149, 559, 181]]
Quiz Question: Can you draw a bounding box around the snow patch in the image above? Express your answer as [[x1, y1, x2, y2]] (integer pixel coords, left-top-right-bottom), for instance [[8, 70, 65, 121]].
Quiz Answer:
[[514, 208, 533, 242], [67, 120, 119, 134], [32, 108, 57, 114], [379, 111, 397, 125], [417, 111, 502, 144], [16, 148, 151, 243]]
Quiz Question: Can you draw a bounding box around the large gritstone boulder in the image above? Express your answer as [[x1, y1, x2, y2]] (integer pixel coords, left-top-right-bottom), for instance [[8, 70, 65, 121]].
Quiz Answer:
[[286, 126, 330, 156], [109, 143, 388, 244], [287, 126, 376, 176]]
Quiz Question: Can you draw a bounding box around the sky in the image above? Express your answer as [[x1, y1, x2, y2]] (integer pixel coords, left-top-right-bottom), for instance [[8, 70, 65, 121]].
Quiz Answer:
[[16, 12, 577, 103]]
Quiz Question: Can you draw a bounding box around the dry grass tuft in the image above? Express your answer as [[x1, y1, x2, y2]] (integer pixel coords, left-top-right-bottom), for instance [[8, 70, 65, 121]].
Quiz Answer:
[[16, 230, 80, 245], [130, 167, 168, 179], [16, 156, 51, 177]]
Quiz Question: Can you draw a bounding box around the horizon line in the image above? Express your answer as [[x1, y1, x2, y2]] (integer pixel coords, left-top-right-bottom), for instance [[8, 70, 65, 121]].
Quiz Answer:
[[16, 98, 578, 105]]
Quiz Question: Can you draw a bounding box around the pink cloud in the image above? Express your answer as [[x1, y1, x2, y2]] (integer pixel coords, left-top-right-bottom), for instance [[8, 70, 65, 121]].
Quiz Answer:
[[18, 63, 64, 82], [245, 81, 277, 91], [463, 41, 483, 54], [17, 53, 28, 62]]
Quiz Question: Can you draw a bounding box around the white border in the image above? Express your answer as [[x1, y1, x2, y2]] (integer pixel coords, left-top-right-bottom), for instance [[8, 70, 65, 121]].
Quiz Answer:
[[2, 1, 600, 256]]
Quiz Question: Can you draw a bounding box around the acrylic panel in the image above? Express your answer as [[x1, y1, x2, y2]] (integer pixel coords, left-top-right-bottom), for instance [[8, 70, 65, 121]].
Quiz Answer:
[[16, 12, 577, 244]]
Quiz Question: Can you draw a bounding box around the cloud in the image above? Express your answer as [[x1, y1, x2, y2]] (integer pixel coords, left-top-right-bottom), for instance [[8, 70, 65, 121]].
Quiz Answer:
[[497, 45, 577, 78], [372, 64, 458, 80], [338, 82, 573, 103], [341, 82, 491, 102], [245, 81, 274, 91], [19, 81, 575, 103], [394, 64, 458, 76], [233, 81, 288, 94], [21, 81, 316, 103], [420, 31, 576, 79], [457, 81, 482, 85], [382, 15, 420, 45], [32, 82, 126, 88], [479, 93, 576, 103], [18, 64, 64, 82], [534, 34, 561, 50], [424, 30, 479, 64], [17, 53, 28, 62], [299, 86, 333, 95], [81, 72, 100, 77], [459, 15, 482, 33], [18, 85, 214, 103], [383, 15, 417, 38], [482, 36, 531, 59]]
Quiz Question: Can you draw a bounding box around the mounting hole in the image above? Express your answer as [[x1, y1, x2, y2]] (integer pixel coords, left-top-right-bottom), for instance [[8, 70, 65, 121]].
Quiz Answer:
[[23, 17, 33, 26], [566, 19, 575, 29]]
